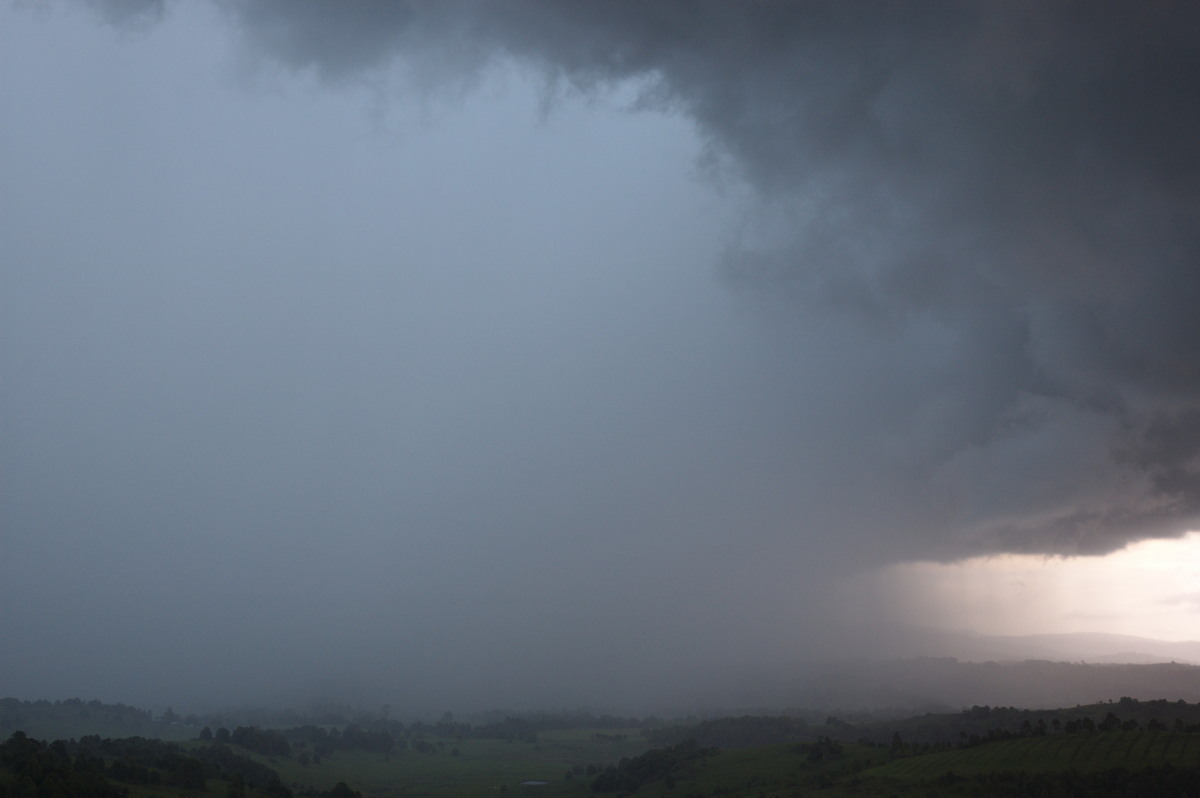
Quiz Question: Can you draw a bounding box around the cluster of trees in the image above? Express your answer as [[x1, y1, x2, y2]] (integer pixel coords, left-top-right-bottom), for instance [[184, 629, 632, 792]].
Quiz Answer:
[[283, 724, 397, 760], [187, 705, 645, 736], [799, 736, 844, 763], [197, 713, 608, 762], [0, 697, 151, 724], [948, 764, 1200, 798], [653, 701, 1200, 760], [193, 740, 290, 792], [962, 699, 1200, 733], [828, 698, 1200, 750], [190, 717, 555, 765], [232, 726, 291, 757], [199, 725, 292, 757], [958, 707, 1200, 746], [0, 730, 294, 797], [589, 738, 718, 793], [0, 697, 165, 740], [0, 731, 124, 798]]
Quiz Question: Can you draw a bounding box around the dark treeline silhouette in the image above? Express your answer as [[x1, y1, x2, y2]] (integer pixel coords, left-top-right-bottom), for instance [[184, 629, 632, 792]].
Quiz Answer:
[[0, 697, 162, 737], [590, 738, 718, 793], [229, 725, 293, 757], [646, 698, 1200, 750], [0, 730, 292, 797], [283, 724, 396, 759], [410, 716, 539, 743], [943, 764, 1200, 798], [0, 731, 124, 798]]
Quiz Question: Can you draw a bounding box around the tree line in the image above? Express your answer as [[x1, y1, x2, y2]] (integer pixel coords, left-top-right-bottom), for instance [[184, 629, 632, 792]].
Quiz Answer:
[[0, 730, 291, 797]]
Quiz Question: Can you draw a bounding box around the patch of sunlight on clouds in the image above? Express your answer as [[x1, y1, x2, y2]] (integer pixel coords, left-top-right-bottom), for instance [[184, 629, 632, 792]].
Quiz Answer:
[[880, 531, 1200, 641]]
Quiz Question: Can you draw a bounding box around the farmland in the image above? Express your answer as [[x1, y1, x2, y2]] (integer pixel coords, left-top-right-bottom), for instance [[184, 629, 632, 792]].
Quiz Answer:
[[5, 697, 1200, 797]]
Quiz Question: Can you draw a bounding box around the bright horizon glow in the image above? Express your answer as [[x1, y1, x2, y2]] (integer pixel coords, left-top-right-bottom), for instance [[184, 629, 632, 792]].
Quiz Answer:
[[882, 531, 1200, 642]]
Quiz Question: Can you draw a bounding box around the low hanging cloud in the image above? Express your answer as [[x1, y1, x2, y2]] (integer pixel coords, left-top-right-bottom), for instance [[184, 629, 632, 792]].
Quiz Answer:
[[203, 0, 1200, 560]]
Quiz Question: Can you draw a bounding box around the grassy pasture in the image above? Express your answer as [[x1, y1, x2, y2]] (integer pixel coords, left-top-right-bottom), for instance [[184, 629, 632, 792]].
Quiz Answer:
[[228, 730, 1200, 797], [9, 706, 1200, 798], [579, 741, 888, 798], [120, 779, 251, 798], [263, 728, 647, 798], [867, 730, 1200, 781]]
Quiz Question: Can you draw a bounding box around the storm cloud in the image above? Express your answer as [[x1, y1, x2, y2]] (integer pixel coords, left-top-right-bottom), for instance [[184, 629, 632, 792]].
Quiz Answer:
[[213, 0, 1200, 559], [2, 1, 1199, 711]]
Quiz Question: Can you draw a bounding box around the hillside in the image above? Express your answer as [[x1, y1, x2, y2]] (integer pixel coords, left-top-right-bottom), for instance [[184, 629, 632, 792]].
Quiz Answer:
[[5, 695, 1200, 797]]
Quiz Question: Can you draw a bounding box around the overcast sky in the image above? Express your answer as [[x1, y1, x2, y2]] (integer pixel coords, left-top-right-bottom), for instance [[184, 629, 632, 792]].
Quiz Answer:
[[2, 1, 1199, 713]]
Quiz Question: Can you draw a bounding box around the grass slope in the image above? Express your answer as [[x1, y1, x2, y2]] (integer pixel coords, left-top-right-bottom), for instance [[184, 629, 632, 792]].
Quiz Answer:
[[584, 732, 1200, 798], [636, 742, 886, 798], [255, 728, 648, 798], [870, 730, 1200, 780], [8, 698, 1200, 797]]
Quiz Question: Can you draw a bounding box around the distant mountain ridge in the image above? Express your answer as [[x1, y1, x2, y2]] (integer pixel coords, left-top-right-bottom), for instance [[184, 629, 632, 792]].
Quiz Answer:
[[926, 631, 1200, 666], [733, 658, 1200, 714], [697, 631, 1200, 714]]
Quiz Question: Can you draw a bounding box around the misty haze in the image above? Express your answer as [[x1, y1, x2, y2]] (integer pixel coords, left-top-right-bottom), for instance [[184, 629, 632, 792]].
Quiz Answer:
[[3, 0, 1199, 735]]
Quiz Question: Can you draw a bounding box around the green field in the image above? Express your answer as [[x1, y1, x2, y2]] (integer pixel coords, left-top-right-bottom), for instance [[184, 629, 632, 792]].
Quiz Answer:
[[621, 741, 889, 798], [559, 732, 1200, 798], [261, 729, 648, 798], [868, 730, 1200, 780], [7, 696, 1200, 798], [7, 730, 1200, 797]]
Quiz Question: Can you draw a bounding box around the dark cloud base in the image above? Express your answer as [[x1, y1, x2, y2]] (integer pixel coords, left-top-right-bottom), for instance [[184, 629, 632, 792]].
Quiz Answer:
[[203, 0, 1200, 559]]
